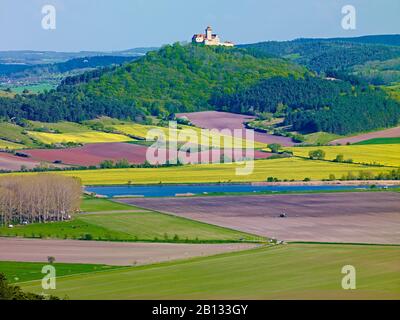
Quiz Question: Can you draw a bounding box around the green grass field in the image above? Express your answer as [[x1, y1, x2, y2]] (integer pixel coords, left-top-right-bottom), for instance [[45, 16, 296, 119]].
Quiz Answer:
[[0, 261, 121, 283], [354, 137, 400, 145], [28, 121, 92, 133], [303, 132, 342, 145], [16, 158, 393, 185], [9, 83, 56, 94], [0, 198, 259, 243], [80, 198, 139, 212], [18, 244, 400, 300], [0, 122, 37, 148]]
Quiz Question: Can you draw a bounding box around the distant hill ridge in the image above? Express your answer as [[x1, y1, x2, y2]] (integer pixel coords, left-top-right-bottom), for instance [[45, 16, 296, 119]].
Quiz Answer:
[[240, 35, 400, 73], [295, 34, 400, 46]]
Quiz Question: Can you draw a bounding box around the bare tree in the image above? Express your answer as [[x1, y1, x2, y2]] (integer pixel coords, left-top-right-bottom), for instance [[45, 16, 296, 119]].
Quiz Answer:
[[0, 174, 81, 226]]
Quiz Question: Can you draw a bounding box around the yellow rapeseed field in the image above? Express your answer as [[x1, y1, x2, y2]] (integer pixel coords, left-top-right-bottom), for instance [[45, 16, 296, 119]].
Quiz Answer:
[[14, 158, 394, 185], [114, 124, 265, 149], [27, 131, 134, 144], [0, 140, 24, 150], [286, 144, 400, 167]]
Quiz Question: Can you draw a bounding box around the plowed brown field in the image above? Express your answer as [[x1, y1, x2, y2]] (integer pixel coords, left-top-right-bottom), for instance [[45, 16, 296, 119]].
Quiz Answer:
[[119, 192, 400, 244]]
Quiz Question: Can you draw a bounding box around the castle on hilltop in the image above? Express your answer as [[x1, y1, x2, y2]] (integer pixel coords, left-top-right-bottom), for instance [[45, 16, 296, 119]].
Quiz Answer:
[[192, 26, 234, 47]]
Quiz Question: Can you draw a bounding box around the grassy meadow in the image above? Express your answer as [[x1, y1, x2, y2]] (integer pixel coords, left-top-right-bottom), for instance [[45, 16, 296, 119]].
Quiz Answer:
[[80, 198, 139, 212], [18, 244, 400, 300], [0, 122, 37, 148], [0, 198, 260, 243], [0, 140, 24, 150], [0, 261, 121, 283], [354, 137, 400, 145], [8, 83, 56, 94], [27, 121, 91, 133], [303, 132, 342, 145]]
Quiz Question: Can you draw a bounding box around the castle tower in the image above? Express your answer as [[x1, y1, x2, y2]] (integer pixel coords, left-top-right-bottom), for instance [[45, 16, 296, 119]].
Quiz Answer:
[[206, 26, 213, 40]]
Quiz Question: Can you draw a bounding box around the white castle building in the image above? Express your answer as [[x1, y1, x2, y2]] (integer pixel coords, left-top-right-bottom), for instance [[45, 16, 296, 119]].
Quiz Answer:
[[192, 26, 234, 47]]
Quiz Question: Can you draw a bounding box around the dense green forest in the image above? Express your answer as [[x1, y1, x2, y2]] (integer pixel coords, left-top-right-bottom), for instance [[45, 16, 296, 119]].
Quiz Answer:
[[211, 75, 400, 135], [0, 43, 306, 122], [349, 57, 400, 85], [240, 39, 400, 73], [66, 43, 306, 114], [285, 88, 400, 134], [310, 34, 400, 46], [211, 75, 352, 114]]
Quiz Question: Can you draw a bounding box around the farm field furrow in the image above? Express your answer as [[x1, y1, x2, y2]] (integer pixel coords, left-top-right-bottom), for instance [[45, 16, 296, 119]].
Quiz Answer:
[[0, 152, 66, 171], [178, 111, 297, 146], [18, 244, 400, 300], [120, 192, 400, 245], [0, 238, 257, 266], [21, 143, 149, 166], [20, 143, 272, 167]]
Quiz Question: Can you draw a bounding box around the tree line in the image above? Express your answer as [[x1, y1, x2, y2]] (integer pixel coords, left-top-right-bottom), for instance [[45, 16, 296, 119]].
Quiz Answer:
[[211, 75, 400, 135], [240, 39, 400, 73], [0, 274, 60, 300], [0, 174, 81, 226]]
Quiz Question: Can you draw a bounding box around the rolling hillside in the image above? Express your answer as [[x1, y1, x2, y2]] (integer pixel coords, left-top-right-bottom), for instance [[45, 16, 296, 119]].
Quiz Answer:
[[0, 37, 399, 140], [68, 43, 307, 114], [0, 43, 306, 123]]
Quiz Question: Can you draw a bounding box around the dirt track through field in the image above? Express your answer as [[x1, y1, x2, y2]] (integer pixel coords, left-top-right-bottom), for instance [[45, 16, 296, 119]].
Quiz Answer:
[[120, 192, 400, 244], [178, 111, 296, 146], [0, 238, 257, 266]]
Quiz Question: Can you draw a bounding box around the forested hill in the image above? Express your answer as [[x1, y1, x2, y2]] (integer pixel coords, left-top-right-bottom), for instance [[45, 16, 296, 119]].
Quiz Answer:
[[240, 36, 400, 73], [0, 43, 306, 122], [310, 34, 400, 46], [1, 41, 399, 136], [212, 76, 400, 135], [61, 43, 307, 114]]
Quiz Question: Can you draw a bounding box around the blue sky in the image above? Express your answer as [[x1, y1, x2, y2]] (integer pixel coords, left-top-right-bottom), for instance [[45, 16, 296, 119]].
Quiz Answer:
[[0, 0, 399, 51]]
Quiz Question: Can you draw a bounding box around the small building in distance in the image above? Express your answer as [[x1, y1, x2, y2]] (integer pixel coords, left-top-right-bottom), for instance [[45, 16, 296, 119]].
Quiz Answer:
[[192, 26, 234, 47]]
